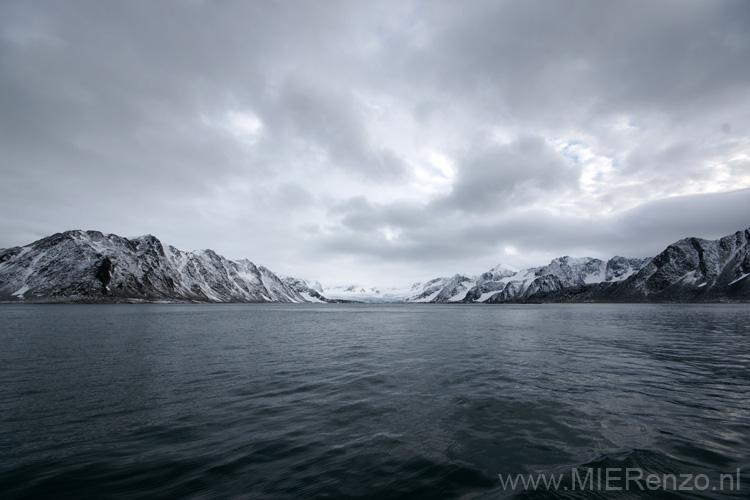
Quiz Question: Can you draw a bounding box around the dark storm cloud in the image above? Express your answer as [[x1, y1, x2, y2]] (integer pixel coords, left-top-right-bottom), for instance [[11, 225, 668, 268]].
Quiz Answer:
[[1, 0, 749, 284]]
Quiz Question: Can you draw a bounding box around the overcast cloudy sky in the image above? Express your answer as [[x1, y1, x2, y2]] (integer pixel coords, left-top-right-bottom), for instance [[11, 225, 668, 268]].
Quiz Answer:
[[1, 1, 749, 286]]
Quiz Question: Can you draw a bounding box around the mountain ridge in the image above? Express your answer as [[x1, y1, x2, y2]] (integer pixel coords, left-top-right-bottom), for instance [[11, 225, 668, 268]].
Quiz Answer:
[[2, 227, 749, 303], [0, 230, 315, 303], [401, 255, 652, 303], [403, 228, 750, 303]]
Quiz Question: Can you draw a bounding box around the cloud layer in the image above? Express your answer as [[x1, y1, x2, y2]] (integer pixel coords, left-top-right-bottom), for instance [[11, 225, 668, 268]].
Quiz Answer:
[[1, 0, 749, 285]]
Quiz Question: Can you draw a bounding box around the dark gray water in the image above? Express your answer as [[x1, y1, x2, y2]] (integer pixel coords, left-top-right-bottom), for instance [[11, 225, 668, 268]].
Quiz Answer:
[[1, 304, 749, 499]]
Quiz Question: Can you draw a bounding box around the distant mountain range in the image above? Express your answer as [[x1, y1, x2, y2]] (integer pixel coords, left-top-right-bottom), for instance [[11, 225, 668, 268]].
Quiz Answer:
[[1, 227, 749, 303], [401, 256, 652, 303]]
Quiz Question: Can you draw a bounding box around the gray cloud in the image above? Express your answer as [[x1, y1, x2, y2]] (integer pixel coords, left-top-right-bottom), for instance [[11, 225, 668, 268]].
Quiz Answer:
[[317, 189, 750, 277], [259, 77, 406, 180], [329, 197, 427, 233], [437, 135, 579, 213], [1, 0, 749, 286], [402, 1, 750, 124]]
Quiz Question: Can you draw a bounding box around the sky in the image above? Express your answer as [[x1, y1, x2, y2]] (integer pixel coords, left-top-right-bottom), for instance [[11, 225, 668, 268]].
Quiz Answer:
[[1, 1, 749, 287]]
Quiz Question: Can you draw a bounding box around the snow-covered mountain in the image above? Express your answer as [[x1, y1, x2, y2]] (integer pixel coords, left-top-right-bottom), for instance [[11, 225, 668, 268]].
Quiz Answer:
[[280, 276, 335, 303], [402, 227, 750, 303], [0, 230, 316, 303], [316, 256, 649, 304], [2, 227, 748, 304], [586, 227, 750, 302], [404, 257, 651, 303]]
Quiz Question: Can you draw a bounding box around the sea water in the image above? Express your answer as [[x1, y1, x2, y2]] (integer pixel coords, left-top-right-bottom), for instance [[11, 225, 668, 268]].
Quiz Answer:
[[1, 303, 748, 499]]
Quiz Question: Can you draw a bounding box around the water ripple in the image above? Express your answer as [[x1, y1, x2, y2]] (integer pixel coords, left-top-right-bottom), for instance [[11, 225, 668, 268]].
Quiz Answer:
[[1, 303, 749, 499]]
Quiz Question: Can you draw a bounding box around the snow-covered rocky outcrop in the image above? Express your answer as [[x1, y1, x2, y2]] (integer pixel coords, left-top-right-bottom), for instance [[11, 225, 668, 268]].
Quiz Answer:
[[280, 277, 334, 303], [0, 230, 318, 303]]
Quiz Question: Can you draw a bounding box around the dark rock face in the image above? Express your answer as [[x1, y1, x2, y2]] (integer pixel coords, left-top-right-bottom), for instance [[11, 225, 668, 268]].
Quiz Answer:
[[595, 229, 750, 302], [0, 230, 318, 303], [605, 256, 650, 281], [464, 280, 507, 302], [432, 275, 472, 302], [410, 277, 447, 301], [0, 247, 21, 264], [95, 257, 113, 291]]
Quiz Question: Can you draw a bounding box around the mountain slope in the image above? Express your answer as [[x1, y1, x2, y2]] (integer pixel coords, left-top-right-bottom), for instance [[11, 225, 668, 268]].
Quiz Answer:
[[401, 227, 750, 303], [3, 227, 748, 304], [587, 228, 750, 302], [0, 230, 314, 303], [280, 276, 343, 303], [405, 257, 650, 303]]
